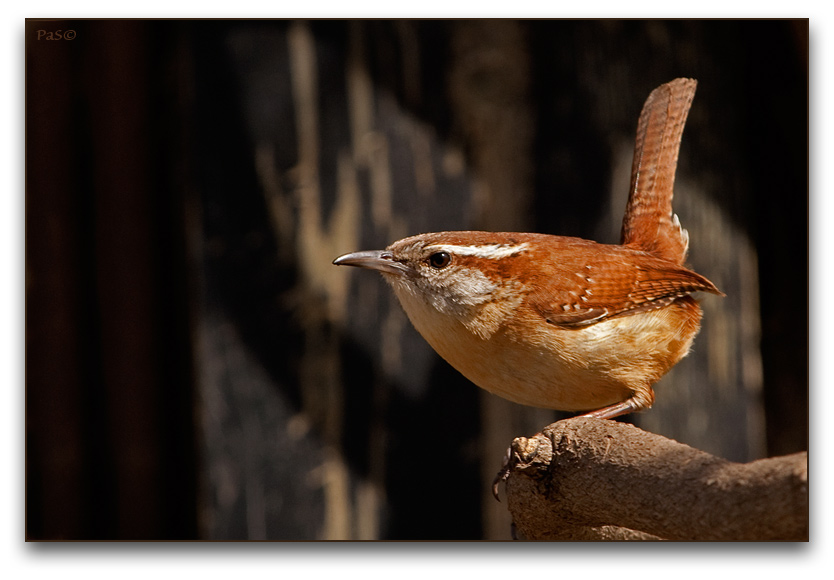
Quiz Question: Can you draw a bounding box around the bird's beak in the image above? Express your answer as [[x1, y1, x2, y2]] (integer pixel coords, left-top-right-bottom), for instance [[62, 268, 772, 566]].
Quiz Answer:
[[332, 250, 412, 277]]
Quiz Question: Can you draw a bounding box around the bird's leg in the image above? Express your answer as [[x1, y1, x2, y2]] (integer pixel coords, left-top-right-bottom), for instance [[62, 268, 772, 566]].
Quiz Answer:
[[579, 388, 655, 420], [493, 388, 654, 499]]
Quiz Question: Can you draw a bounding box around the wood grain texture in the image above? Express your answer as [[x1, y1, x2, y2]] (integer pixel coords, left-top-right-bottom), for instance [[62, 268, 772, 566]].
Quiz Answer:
[[505, 418, 808, 541]]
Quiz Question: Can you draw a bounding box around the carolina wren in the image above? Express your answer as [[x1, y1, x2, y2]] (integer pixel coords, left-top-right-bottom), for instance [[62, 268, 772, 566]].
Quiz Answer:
[[333, 78, 722, 419]]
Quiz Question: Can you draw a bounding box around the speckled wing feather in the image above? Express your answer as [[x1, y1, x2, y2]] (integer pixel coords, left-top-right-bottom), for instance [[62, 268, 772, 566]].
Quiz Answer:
[[528, 245, 721, 328], [620, 78, 697, 266]]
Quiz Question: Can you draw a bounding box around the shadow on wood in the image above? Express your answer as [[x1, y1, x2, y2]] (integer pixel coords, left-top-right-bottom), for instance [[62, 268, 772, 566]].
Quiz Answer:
[[501, 417, 807, 541]]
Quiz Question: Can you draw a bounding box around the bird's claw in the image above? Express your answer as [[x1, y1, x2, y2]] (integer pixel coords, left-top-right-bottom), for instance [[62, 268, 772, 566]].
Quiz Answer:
[[492, 446, 513, 501]]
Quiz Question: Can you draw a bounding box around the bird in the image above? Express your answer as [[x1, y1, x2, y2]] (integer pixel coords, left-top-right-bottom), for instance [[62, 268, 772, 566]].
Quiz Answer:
[[333, 78, 722, 420]]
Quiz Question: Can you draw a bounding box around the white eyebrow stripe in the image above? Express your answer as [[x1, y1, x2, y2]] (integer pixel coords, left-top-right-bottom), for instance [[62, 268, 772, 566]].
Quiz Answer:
[[428, 243, 530, 259]]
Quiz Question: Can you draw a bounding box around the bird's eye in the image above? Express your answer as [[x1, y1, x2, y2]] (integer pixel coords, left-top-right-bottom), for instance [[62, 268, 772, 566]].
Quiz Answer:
[[427, 251, 451, 269]]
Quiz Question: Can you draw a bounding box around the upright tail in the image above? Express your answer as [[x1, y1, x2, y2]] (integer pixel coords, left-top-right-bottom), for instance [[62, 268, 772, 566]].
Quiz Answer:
[[620, 78, 697, 266]]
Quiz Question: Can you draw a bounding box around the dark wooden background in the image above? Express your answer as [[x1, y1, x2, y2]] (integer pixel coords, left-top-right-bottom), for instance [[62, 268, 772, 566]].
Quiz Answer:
[[26, 19, 807, 540]]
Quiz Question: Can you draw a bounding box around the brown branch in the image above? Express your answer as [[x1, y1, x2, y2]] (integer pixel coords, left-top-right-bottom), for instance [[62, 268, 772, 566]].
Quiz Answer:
[[502, 417, 807, 541]]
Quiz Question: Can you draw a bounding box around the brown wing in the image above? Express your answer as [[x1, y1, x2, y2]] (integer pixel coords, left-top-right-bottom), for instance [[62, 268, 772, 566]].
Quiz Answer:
[[621, 78, 697, 266], [528, 247, 722, 329]]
